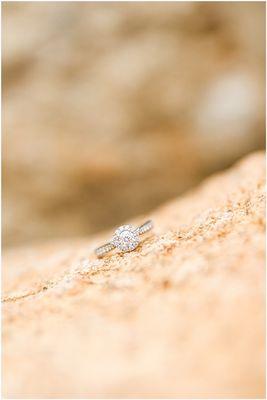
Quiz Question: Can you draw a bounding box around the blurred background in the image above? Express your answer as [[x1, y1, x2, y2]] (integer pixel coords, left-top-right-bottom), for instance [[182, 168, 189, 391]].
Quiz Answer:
[[2, 2, 265, 249]]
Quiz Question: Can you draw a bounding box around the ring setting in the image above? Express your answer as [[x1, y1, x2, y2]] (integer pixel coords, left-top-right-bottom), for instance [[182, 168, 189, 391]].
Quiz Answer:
[[112, 225, 140, 252], [95, 220, 153, 258]]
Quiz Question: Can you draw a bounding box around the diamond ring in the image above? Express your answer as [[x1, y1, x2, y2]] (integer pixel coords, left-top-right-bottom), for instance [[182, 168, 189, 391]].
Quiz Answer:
[[95, 220, 153, 258]]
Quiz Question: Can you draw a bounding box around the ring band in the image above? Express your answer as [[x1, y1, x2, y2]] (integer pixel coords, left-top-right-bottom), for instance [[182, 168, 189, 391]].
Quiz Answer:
[[95, 220, 153, 258]]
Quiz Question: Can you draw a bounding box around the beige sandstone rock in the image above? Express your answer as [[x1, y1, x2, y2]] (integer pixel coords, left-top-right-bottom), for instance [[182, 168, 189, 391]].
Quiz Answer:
[[2, 152, 265, 398]]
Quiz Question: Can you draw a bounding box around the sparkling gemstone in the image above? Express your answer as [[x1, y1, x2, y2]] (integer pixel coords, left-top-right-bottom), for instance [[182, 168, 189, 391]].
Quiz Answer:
[[111, 224, 139, 252]]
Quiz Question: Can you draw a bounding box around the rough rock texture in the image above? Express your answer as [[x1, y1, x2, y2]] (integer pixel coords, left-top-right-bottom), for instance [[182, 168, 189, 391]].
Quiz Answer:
[[2, 152, 265, 398], [2, 2, 265, 247]]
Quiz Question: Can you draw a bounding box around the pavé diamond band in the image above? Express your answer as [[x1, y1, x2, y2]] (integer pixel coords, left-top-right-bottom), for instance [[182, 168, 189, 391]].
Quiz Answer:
[[95, 220, 153, 258]]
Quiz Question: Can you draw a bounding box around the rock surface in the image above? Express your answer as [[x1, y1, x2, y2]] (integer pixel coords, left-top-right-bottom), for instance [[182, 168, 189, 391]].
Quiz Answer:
[[2, 152, 265, 398]]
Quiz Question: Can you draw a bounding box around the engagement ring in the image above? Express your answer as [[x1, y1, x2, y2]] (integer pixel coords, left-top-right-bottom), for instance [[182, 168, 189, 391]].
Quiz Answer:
[[95, 220, 153, 258]]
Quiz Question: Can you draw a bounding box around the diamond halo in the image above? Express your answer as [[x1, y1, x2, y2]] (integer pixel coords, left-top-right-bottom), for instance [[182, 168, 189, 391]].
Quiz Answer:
[[111, 224, 140, 253]]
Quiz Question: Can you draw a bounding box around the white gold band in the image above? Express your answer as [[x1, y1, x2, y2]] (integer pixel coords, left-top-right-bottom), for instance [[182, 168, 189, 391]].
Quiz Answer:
[[94, 242, 115, 258], [136, 220, 154, 235]]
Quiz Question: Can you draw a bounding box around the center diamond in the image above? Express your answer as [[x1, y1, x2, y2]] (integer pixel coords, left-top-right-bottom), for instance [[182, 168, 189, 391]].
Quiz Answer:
[[111, 224, 139, 252]]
